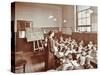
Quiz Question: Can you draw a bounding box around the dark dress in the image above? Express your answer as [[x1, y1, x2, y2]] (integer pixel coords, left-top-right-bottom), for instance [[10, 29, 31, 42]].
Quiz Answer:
[[45, 37, 56, 70]]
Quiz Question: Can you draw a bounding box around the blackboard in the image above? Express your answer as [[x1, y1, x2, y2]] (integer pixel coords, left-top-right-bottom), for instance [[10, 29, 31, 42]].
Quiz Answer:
[[26, 28, 44, 42]]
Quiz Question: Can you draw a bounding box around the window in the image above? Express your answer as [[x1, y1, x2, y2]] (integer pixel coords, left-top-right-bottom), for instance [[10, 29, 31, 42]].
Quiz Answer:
[[76, 6, 92, 32]]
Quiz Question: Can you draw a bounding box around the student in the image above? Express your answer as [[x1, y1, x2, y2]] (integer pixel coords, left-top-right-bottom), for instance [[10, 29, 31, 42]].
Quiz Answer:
[[71, 39, 77, 45], [55, 38, 59, 47], [84, 46, 88, 52], [58, 51, 65, 58], [78, 51, 87, 68], [92, 44, 97, 58], [67, 37, 72, 45], [53, 43, 59, 55], [64, 45, 68, 51], [76, 44, 83, 59], [51, 37, 59, 55], [87, 41, 93, 56], [93, 44, 97, 51], [62, 53, 73, 70], [68, 37, 72, 42], [78, 44, 83, 52], [64, 47, 72, 56], [88, 41, 93, 50], [71, 41, 75, 50], [62, 53, 80, 70], [59, 36, 64, 44], [59, 43, 65, 52], [85, 44, 94, 69], [64, 38, 69, 44], [84, 56, 94, 69], [79, 40, 84, 46], [70, 40, 77, 52]]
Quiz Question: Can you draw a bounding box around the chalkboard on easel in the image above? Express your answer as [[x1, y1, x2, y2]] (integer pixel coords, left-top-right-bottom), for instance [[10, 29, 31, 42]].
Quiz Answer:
[[26, 28, 44, 51]]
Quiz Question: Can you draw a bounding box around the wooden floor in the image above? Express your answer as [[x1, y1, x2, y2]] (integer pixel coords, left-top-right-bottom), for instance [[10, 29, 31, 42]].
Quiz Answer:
[[15, 51, 46, 73]]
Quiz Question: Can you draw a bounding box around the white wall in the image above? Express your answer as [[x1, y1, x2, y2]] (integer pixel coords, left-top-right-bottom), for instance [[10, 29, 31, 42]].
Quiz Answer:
[[15, 2, 62, 32], [15, 2, 75, 34], [62, 5, 75, 34]]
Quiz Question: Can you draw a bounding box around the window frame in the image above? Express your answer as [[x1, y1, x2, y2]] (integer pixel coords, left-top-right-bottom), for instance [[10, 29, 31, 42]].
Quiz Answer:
[[76, 6, 92, 32]]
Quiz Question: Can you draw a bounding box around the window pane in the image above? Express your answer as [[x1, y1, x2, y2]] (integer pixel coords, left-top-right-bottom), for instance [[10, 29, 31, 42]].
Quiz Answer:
[[86, 27, 91, 32], [78, 19, 81, 25], [81, 19, 83, 25], [78, 18, 86, 25], [81, 27, 85, 31], [86, 9, 91, 17], [87, 17, 90, 25], [86, 12, 90, 17], [81, 18, 86, 25], [77, 27, 91, 32], [81, 11, 87, 18], [77, 27, 81, 31], [84, 27, 91, 32], [77, 6, 90, 12], [78, 12, 82, 19]]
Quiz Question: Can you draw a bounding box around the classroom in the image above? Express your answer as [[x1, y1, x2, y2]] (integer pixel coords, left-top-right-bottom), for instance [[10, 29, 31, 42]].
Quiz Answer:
[[11, 2, 97, 73]]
